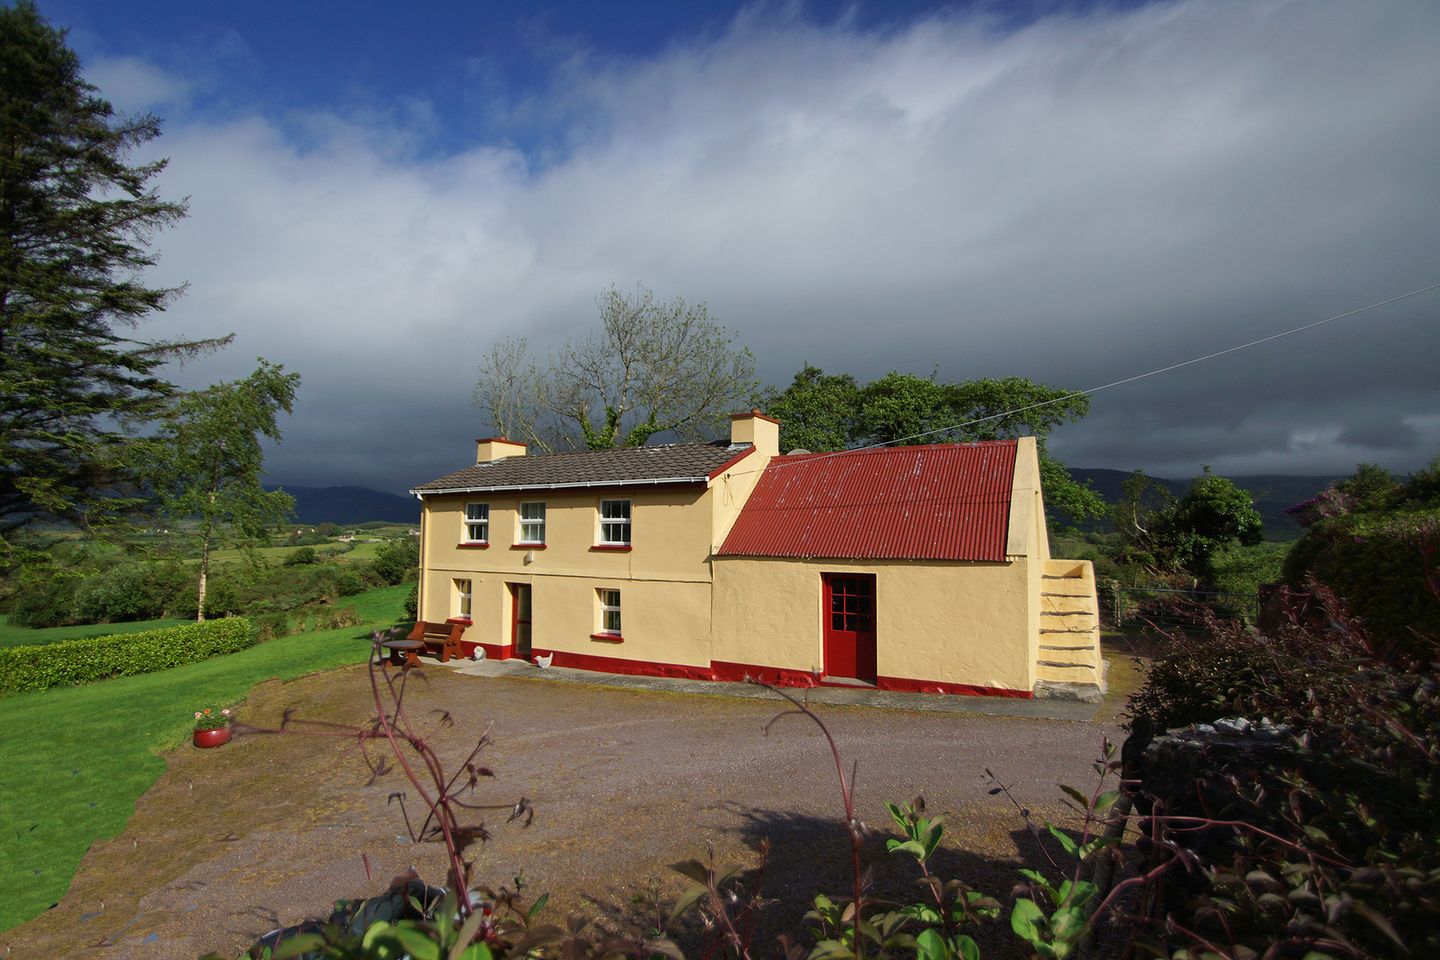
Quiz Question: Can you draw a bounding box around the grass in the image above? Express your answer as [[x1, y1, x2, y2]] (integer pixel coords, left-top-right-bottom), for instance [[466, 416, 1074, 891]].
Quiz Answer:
[[0, 583, 410, 933], [0, 615, 190, 650]]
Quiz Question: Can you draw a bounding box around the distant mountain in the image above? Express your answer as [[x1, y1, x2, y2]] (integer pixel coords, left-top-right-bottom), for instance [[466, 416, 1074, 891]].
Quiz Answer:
[[1067, 469, 1339, 540], [268, 485, 418, 525]]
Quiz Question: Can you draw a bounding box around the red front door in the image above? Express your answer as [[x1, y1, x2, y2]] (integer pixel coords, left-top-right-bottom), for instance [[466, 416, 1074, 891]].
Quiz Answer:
[[509, 583, 532, 659], [823, 573, 877, 683]]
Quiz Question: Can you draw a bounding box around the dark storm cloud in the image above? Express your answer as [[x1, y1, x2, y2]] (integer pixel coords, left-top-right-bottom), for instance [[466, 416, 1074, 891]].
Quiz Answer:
[[102, 0, 1440, 492]]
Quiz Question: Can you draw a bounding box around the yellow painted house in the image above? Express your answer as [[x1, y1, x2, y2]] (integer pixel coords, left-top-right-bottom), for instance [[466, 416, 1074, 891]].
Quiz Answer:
[[410, 411, 1104, 700]]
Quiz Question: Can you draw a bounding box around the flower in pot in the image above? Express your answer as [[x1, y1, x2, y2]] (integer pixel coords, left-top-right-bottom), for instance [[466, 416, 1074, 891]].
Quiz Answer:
[[193, 706, 233, 748]]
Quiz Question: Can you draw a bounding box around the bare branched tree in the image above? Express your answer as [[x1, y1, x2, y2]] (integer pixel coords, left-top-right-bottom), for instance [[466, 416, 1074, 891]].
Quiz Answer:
[[473, 285, 758, 450]]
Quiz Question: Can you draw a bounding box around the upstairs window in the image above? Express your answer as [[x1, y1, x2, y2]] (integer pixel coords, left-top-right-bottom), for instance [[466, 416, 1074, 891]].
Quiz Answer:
[[518, 502, 546, 544], [599, 499, 631, 545], [464, 502, 489, 543], [597, 588, 622, 636]]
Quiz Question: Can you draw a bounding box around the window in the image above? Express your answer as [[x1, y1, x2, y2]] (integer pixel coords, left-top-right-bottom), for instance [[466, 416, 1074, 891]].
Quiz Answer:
[[599, 499, 631, 545], [518, 502, 546, 544], [463, 502, 489, 543], [453, 578, 472, 620], [597, 588, 622, 636]]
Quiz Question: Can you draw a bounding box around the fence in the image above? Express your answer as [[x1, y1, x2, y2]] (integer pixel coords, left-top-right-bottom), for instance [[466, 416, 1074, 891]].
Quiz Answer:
[[1100, 581, 1259, 629]]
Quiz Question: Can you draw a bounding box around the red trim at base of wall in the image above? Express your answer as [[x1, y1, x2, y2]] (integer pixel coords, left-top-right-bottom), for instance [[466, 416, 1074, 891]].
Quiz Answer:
[[531, 648, 716, 682], [498, 651, 1031, 698], [466, 640, 513, 661]]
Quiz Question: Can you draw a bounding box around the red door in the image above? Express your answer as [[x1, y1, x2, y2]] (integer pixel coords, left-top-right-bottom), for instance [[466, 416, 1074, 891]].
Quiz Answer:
[[509, 583, 532, 659], [823, 574, 877, 683]]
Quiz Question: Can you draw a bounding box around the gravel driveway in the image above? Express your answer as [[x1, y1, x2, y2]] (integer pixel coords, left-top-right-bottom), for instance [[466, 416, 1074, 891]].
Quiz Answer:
[[3, 663, 1125, 960]]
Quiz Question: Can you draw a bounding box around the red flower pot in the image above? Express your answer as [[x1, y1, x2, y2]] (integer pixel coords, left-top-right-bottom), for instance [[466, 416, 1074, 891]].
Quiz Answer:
[[193, 726, 231, 748]]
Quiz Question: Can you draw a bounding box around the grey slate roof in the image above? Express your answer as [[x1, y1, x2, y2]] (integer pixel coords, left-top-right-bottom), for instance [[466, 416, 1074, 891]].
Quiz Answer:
[[411, 441, 750, 494]]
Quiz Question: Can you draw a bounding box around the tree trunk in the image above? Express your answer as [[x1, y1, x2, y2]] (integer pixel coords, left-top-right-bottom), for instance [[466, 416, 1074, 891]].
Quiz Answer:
[[197, 532, 209, 622]]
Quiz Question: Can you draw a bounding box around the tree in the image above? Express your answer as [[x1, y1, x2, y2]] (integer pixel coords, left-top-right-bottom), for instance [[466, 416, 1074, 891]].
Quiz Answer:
[[762, 365, 860, 453], [150, 361, 300, 620], [1157, 468, 1264, 579], [764, 367, 1106, 520], [474, 285, 758, 450], [0, 2, 227, 543]]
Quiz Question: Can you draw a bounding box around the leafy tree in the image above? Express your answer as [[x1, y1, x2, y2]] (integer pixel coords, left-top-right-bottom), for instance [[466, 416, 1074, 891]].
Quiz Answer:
[[765, 367, 1106, 520], [473, 284, 758, 450], [1158, 468, 1264, 578], [1113, 467, 1263, 582], [0, 2, 227, 542], [149, 361, 300, 621], [762, 365, 860, 452]]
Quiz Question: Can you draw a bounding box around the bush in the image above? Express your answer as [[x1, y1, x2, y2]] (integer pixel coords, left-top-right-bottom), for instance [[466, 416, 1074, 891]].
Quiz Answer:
[[74, 560, 190, 624], [1125, 580, 1440, 957], [283, 546, 318, 566], [8, 570, 84, 628], [403, 582, 417, 621], [369, 537, 418, 586], [254, 611, 290, 641], [1282, 510, 1440, 651], [0, 617, 254, 695]]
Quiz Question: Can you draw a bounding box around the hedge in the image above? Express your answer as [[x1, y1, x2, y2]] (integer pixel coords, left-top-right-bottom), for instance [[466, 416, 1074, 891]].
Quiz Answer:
[[0, 618, 254, 696]]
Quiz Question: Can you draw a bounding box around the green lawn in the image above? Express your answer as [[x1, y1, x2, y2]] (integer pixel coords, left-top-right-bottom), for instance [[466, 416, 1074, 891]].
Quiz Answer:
[[0, 615, 190, 650], [0, 583, 410, 932]]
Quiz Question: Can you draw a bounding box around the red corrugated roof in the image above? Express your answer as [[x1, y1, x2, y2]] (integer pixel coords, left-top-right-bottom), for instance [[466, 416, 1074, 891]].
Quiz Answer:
[[717, 441, 1017, 562]]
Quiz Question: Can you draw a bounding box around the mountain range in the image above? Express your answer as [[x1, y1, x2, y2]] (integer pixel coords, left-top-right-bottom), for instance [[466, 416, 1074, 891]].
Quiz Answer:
[[274, 471, 1339, 540]]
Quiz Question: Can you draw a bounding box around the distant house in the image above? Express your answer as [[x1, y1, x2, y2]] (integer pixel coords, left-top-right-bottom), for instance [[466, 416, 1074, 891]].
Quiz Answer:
[[410, 412, 1103, 699]]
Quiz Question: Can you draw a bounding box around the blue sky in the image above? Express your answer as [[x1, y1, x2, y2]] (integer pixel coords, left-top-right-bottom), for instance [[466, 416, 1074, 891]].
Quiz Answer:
[[32, 0, 1440, 493]]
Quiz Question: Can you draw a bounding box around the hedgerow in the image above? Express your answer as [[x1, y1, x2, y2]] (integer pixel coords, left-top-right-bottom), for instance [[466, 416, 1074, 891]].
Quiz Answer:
[[0, 617, 253, 695]]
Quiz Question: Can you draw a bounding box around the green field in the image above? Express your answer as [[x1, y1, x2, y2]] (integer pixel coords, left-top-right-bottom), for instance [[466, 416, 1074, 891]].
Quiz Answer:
[[0, 615, 190, 650], [0, 584, 410, 932]]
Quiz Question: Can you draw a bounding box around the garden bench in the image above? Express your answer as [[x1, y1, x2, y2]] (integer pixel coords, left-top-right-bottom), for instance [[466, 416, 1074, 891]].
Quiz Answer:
[[404, 620, 465, 663]]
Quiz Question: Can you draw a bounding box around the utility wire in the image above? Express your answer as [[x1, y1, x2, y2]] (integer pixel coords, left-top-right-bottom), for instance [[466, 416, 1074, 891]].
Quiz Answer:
[[736, 280, 1440, 476]]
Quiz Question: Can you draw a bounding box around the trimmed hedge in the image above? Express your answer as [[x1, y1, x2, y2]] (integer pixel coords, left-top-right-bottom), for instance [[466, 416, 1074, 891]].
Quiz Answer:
[[0, 617, 254, 695]]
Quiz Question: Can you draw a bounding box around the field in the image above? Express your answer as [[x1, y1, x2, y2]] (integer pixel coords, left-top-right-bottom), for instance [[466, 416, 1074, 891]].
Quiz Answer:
[[0, 583, 410, 932]]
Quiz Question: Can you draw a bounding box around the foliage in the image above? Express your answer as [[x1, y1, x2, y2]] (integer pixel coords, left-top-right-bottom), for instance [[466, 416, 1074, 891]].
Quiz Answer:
[[149, 360, 301, 620], [1124, 578, 1440, 958], [403, 582, 418, 621], [0, 2, 228, 539], [474, 284, 758, 451], [369, 537, 419, 586], [0, 583, 407, 932], [193, 705, 231, 731], [7, 555, 189, 628], [1283, 460, 1440, 649], [763, 368, 1105, 520], [0, 617, 252, 695], [284, 546, 319, 566], [765, 365, 862, 453], [1110, 468, 1264, 585]]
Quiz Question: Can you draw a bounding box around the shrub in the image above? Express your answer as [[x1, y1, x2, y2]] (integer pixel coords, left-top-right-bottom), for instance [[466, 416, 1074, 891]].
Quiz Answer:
[[283, 546, 318, 566], [254, 611, 290, 641], [1124, 580, 1440, 958], [8, 570, 84, 628], [369, 537, 418, 586], [0, 617, 254, 695], [74, 560, 189, 624], [403, 582, 417, 621]]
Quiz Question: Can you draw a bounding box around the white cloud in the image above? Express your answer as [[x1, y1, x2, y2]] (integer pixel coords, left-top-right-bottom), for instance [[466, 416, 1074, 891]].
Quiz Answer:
[[85, 55, 192, 112], [110, 0, 1440, 490]]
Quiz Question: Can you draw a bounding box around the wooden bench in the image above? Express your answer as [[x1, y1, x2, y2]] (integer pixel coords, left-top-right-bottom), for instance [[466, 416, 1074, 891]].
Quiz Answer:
[[404, 620, 465, 663]]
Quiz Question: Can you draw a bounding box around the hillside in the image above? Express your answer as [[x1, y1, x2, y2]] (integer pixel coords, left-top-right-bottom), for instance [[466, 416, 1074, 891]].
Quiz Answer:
[[268, 485, 418, 525], [1067, 469, 1338, 540]]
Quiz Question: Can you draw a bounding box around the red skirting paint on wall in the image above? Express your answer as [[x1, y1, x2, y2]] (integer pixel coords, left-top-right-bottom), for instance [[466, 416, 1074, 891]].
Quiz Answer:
[[498, 651, 1032, 699], [467, 641, 513, 661]]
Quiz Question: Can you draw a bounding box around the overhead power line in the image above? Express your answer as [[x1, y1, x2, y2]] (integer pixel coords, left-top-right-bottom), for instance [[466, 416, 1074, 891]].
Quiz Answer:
[[741, 279, 1440, 474]]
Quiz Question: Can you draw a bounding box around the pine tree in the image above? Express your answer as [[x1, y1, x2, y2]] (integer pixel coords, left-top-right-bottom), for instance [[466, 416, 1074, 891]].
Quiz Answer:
[[0, 1, 226, 538]]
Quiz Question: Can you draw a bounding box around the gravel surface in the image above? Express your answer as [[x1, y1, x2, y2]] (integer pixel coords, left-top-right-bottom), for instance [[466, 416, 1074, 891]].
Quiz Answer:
[[2, 664, 1125, 960]]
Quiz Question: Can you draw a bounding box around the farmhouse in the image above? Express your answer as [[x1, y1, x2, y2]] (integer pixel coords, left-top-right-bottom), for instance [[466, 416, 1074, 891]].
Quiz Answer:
[[410, 411, 1103, 699]]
